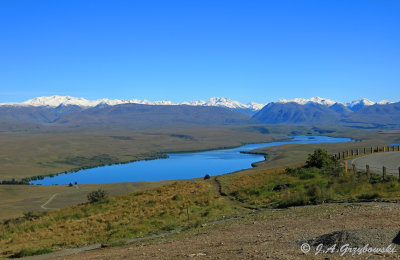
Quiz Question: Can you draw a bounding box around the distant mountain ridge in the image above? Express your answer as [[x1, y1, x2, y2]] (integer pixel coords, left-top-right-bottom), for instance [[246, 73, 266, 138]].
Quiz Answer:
[[253, 100, 400, 127], [1, 95, 394, 112], [1, 95, 399, 128], [0, 95, 264, 112]]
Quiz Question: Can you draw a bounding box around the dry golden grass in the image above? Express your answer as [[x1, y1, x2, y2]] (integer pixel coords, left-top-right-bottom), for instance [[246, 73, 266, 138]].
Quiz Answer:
[[0, 181, 175, 220], [0, 180, 235, 257]]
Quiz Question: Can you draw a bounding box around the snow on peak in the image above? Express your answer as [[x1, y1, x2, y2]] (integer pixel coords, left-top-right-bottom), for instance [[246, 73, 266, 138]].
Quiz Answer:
[[4, 95, 264, 111], [276, 96, 339, 106], [247, 102, 265, 111], [347, 98, 375, 107], [377, 100, 393, 105], [24, 95, 99, 107], [2, 95, 395, 111], [181, 97, 265, 110]]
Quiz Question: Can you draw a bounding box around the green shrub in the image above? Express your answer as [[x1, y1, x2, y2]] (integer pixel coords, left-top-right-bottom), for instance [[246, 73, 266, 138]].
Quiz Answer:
[[299, 170, 316, 180], [306, 184, 324, 204], [369, 174, 383, 184], [357, 193, 381, 200], [23, 211, 44, 221], [305, 149, 334, 168], [171, 194, 180, 201], [87, 189, 108, 203], [11, 247, 53, 258], [278, 190, 308, 208]]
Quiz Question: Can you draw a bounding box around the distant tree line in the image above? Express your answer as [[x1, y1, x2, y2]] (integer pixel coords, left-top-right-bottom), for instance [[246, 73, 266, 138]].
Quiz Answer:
[[0, 178, 30, 185]]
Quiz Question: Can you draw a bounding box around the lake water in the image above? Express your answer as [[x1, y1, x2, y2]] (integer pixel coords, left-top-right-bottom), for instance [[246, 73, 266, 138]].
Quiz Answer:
[[31, 135, 353, 185]]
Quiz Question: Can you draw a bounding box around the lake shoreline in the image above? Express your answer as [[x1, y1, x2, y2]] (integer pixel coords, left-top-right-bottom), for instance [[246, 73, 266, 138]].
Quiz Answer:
[[19, 136, 292, 185], [31, 135, 353, 185]]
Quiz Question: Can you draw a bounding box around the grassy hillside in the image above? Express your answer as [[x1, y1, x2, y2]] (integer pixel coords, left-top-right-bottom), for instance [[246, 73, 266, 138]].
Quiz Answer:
[[54, 103, 256, 127], [217, 164, 400, 209], [0, 181, 175, 220], [0, 180, 239, 258]]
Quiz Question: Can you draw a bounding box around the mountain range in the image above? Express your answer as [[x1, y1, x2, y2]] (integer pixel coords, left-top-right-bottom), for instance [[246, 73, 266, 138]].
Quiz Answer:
[[1, 95, 394, 111], [0, 95, 399, 128]]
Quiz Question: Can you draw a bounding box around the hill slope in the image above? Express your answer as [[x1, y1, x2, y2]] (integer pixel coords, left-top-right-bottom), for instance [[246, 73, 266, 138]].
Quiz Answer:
[[253, 101, 400, 127], [54, 104, 255, 127]]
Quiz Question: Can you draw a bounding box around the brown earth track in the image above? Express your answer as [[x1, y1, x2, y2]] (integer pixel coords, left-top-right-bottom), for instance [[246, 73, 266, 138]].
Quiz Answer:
[[29, 203, 400, 260]]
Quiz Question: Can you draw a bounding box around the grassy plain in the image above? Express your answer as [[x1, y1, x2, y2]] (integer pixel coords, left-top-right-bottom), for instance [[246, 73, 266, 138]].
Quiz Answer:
[[0, 125, 292, 181], [2, 124, 396, 181]]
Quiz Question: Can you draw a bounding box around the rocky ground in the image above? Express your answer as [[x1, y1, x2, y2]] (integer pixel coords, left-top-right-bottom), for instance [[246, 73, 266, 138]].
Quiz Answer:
[[27, 202, 400, 260]]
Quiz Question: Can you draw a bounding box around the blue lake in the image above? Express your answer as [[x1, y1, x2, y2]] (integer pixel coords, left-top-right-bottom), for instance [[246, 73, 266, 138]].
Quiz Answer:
[[32, 135, 353, 185]]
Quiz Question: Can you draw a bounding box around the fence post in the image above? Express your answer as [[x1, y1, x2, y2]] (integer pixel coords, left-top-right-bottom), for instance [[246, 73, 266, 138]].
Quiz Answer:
[[357, 149, 359, 156], [398, 167, 400, 183], [345, 161, 348, 173], [338, 152, 341, 160], [366, 165, 370, 179], [351, 150, 354, 156], [383, 166, 386, 181], [352, 164, 356, 175], [364, 148, 366, 154]]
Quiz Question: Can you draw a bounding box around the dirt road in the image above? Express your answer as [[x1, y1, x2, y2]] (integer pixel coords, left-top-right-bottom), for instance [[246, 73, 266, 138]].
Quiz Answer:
[[352, 151, 400, 175]]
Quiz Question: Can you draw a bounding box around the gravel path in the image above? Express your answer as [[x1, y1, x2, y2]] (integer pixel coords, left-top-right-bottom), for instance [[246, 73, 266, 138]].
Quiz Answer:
[[351, 152, 400, 175], [45, 203, 400, 260], [40, 193, 59, 210]]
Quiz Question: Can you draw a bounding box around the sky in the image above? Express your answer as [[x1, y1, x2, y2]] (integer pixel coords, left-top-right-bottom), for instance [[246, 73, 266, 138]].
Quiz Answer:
[[0, 0, 399, 104]]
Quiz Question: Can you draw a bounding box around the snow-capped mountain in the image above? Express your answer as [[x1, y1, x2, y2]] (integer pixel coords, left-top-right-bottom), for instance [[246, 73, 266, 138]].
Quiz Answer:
[[1, 95, 399, 127], [346, 98, 375, 111], [276, 97, 339, 106], [275, 96, 395, 111], [377, 100, 394, 105], [0, 95, 265, 112], [0, 95, 396, 113], [254, 97, 400, 126]]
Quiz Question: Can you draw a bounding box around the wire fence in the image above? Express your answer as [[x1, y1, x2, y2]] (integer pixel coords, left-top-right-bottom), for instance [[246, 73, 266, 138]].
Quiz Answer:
[[333, 145, 400, 160], [335, 145, 400, 178]]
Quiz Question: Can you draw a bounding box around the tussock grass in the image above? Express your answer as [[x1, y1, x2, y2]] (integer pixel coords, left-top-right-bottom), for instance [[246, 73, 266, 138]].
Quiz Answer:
[[0, 181, 234, 257], [218, 165, 400, 209]]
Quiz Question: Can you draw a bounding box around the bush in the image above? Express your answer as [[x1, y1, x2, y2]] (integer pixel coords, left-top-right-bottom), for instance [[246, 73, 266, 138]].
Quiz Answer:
[[357, 193, 381, 200], [306, 184, 324, 204], [204, 174, 211, 180], [23, 211, 44, 221], [11, 247, 53, 258], [305, 149, 334, 168], [87, 189, 108, 203], [288, 168, 317, 179], [278, 190, 308, 208], [171, 194, 180, 200]]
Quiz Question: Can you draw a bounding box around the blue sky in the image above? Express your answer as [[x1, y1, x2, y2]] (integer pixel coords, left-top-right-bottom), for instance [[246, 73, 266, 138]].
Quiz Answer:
[[0, 0, 399, 104]]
